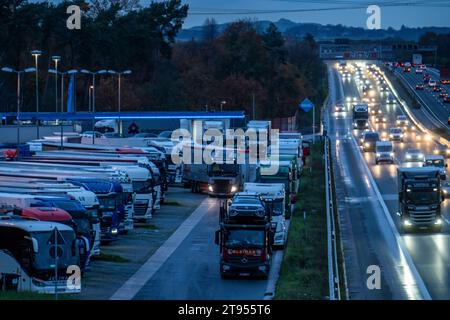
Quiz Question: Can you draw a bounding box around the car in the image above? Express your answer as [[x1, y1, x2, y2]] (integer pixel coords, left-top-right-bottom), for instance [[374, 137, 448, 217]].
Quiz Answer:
[[420, 64, 427, 70], [428, 79, 437, 87], [415, 68, 423, 74], [396, 115, 409, 127], [81, 131, 105, 138], [423, 154, 447, 180], [403, 67, 411, 73], [335, 104, 345, 112], [389, 127, 404, 142], [433, 86, 443, 92], [441, 181, 450, 198], [433, 144, 450, 158], [370, 105, 383, 116], [444, 96, 450, 103], [133, 132, 158, 138], [158, 131, 173, 139], [386, 94, 396, 104], [375, 141, 394, 165], [380, 85, 388, 92], [439, 92, 448, 99], [360, 131, 380, 152], [103, 132, 121, 138], [415, 84, 424, 90], [374, 115, 387, 124], [414, 132, 431, 143], [404, 148, 424, 162]]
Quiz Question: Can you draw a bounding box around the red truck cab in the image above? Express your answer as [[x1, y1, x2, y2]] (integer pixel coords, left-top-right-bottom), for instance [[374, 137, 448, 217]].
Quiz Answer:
[[21, 207, 73, 223]]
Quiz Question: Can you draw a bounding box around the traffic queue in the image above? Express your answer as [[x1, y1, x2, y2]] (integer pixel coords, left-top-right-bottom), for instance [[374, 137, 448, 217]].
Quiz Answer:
[[0, 126, 309, 293]]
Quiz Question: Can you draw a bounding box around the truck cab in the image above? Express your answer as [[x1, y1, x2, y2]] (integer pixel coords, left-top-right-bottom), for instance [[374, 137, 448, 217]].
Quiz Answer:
[[423, 154, 447, 180], [243, 183, 287, 248], [215, 192, 274, 279], [397, 167, 443, 232]]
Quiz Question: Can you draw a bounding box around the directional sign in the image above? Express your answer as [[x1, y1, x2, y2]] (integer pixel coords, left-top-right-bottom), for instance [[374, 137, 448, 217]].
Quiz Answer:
[[300, 98, 314, 113]]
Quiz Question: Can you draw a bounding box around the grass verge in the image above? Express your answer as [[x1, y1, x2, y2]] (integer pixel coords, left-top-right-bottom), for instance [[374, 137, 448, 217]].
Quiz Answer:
[[275, 141, 328, 300]]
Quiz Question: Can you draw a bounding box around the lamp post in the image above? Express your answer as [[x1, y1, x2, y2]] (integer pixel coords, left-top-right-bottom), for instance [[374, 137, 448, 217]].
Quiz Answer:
[[31, 50, 42, 138], [220, 100, 227, 112], [88, 85, 93, 112], [51, 56, 61, 113], [80, 69, 108, 144], [107, 69, 132, 136], [1, 67, 36, 158], [48, 69, 78, 150]]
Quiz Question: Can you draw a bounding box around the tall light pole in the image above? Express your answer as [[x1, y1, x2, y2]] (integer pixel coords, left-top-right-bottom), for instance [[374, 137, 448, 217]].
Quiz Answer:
[[1, 67, 36, 158], [88, 85, 93, 112], [52, 56, 61, 113], [31, 50, 42, 138], [220, 100, 227, 112], [81, 69, 108, 144], [108, 69, 132, 136]]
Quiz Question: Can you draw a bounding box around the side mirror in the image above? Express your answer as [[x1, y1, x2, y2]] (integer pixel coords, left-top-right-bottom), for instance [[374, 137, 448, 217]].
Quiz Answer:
[[31, 237, 39, 253], [214, 230, 220, 245]]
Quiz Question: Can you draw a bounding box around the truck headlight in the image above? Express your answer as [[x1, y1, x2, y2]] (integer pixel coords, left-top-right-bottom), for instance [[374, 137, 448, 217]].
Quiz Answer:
[[229, 209, 237, 216], [230, 185, 238, 193], [435, 218, 443, 225], [256, 209, 265, 217], [365, 143, 370, 147], [111, 228, 118, 236], [403, 219, 412, 226], [376, 153, 381, 157], [390, 152, 394, 157], [208, 185, 213, 192]]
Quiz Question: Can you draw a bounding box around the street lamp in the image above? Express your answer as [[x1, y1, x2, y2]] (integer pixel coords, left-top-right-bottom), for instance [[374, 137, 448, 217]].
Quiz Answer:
[[48, 69, 78, 112], [1, 66, 36, 158], [31, 50, 42, 138], [51, 56, 61, 113], [88, 85, 94, 112], [80, 69, 108, 144], [107, 69, 132, 136], [220, 101, 227, 112]]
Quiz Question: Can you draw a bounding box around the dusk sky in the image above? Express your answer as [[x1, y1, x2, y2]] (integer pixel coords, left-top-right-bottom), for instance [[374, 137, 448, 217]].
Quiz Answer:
[[173, 0, 450, 29]]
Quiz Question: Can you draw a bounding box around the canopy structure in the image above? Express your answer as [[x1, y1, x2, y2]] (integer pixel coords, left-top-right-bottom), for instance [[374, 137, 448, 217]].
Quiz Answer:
[[2, 111, 246, 121]]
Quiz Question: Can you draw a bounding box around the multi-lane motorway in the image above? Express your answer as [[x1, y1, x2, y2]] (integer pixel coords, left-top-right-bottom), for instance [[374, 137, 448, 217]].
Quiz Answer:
[[395, 66, 450, 129], [329, 61, 450, 299]]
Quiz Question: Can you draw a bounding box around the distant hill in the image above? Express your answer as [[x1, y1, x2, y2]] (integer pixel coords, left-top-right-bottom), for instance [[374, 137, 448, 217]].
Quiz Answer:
[[177, 19, 450, 42]]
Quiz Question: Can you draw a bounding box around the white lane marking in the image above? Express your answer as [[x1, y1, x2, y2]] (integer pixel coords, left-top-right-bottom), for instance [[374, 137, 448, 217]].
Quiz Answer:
[[350, 135, 432, 300], [110, 197, 217, 300]]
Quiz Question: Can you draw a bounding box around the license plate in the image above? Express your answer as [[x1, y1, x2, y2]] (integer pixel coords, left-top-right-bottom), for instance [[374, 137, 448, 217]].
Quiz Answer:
[[239, 273, 251, 277]]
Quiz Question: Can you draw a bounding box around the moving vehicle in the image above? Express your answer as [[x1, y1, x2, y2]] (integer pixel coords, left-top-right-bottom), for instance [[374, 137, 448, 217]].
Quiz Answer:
[[423, 155, 447, 180], [352, 103, 369, 129], [397, 167, 443, 232], [441, 181, 450, 198], [386, 93, 396, 104], [374, 115, 387, 124], [433, 144, 450, 158], [415, 84, 424, 90], [244, 183, 287, 248], [404, 148, 425, 163], [396, 115, 409, 127], [215, 193, 274, 279], [389, 128, 404, 142], [415, 69, 423, 74], [0, 216, 80, 294], [375, 141, 394, 164], [335, 104, 345, 112], [360, 131, 380, 152], [428, 79, 437, 87], [433, 86, 443, 92]]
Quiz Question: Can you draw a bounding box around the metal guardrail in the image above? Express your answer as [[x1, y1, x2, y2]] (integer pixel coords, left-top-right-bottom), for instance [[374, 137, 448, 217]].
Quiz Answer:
[[324, 136, 341, 300]]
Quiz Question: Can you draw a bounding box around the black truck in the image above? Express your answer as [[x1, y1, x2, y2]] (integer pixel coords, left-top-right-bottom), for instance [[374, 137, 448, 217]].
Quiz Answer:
[[215, 192, 274, 279]]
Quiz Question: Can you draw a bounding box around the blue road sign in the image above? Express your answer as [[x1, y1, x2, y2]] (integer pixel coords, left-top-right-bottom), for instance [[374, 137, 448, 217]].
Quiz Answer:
[[300, 98, 314, 113]]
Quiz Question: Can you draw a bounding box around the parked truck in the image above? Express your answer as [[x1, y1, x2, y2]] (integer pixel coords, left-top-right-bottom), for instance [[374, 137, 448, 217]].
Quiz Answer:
[[397, 167, 443, 232], [243, 183, 287, 248], [352, 103, 369, 129], [215, 192, 274, 279]]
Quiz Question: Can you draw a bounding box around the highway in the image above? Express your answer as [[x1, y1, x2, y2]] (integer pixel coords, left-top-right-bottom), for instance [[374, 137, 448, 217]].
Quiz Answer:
[[331, 61, 450, 299], [394, 66, 450, 130]]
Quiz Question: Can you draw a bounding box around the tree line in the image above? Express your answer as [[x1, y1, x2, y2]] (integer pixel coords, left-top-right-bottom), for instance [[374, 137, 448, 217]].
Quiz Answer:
[[0, 0, 326, 121]]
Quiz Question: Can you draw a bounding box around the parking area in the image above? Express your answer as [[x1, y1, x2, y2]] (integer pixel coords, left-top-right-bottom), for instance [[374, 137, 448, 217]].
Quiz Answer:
[[79, 187, 206, 300]]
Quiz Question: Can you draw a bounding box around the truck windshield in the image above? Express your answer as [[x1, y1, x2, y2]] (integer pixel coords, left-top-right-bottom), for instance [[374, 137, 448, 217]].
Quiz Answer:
[[425, 160, 444, 167], [132, 180, 152, 193], [377, 145, 392, 152], [272, 200, 284, 216], [406, 189, 439, 204], [225, 230, 264, 248], [99, 197, 116, 210], [209, 164, 237, 177]]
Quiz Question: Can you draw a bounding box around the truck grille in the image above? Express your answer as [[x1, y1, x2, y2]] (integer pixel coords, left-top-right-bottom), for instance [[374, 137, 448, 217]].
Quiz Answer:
[[134, 202, 149, 217], [214, 180, 230, 194], [410, 210, 436, 225], [227, 256, 261, 264]]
